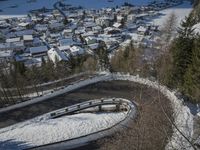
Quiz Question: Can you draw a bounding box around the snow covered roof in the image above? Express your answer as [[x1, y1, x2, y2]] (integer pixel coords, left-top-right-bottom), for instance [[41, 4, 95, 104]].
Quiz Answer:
[[15, 30, 34, 36], [70, 46, 84, 55], [18, 22, 29, 27], [6, 37, 20, 43], [63, 29, 73, 33], [23, 35, 33, 41], [0, 50, 13, 58], [113, 22, 122, 28], [129, 33, 144, 42], [48, 48, 68, 63], [58, 45, 71, 51], [29, 46, 48, 54], [24, 57, 42, 67], [137, 26, 147, 32], [59, 38, 74, 46]]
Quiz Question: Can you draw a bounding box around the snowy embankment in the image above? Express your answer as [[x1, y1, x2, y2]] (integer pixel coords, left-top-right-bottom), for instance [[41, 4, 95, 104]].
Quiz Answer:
[[0, 98, 135, 150], [0, 112, 127, 149]]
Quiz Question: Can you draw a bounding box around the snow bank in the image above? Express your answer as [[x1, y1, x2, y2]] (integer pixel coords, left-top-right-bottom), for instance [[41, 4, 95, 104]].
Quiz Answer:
[[0, 111, 127, 149]]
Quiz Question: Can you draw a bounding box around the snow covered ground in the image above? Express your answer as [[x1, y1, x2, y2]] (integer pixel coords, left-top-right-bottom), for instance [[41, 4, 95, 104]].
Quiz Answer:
[[150, 1, 192, 26], [0, 111, 127, 149], [0, 0, 164, 18]]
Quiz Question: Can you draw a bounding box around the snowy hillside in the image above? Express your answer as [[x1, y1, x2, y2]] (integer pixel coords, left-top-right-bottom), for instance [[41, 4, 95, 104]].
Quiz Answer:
[[0, 111, 127, 149]]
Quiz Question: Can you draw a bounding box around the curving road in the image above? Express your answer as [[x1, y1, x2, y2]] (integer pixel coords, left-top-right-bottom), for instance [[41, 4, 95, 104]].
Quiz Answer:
[[0, 73, 193, 150], [25, 98, 137, 150]]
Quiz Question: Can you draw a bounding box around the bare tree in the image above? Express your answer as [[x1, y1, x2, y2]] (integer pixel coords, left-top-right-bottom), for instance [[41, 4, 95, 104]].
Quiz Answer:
[[160, 12, 178, 52]]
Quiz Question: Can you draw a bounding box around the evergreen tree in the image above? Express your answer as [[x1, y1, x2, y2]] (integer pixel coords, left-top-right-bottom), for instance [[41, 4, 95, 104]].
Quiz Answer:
[[183, 36, 200, 103], [96, 41, 110, 71], [168, 18, 195, 87]]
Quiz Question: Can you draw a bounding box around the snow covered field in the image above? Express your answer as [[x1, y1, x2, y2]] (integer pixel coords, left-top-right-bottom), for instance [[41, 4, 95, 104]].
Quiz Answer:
[[0, 111, 127, 149], [150, 1, 192, 26], [0, 0, 164, 18], [0, 0, 192, 26]]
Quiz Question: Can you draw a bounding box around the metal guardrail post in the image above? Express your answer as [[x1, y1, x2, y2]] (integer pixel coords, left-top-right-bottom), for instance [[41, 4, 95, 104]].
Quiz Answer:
[[98, 105, 102, 111], [50, 112, 56, 117], [116, 99, 122, 111]]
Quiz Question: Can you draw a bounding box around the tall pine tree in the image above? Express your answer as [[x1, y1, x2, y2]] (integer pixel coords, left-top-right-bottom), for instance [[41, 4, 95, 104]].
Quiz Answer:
[[183, 36, 200, 103]]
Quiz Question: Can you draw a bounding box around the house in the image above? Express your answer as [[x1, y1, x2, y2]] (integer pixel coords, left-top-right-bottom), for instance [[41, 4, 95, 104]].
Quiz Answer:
[[6, 37, 20, 43], [58, 45, 71, 57], [92, 26, 102, 33], [75, 27, 86, 35], [95, 17, 112, 27], [117, 16, 124, 23], [0, 42, 25, 51], [49, 22, 64, 31], [137, 26, 148, 35], [48, 48, 68, 64], [0, 50, 13, 62], [129, 33, 144, 47], [127, 14, 136, 22], [24, 57, 43, 68], [15, 30, 35, 37], [18, 22, 30, 28], [15, 53, 31, 62], [59, 38, 74, 46], [35, 24, 48, 32], [104, 27, 121, 35], [62, 29, 73, 37], [113, 22, 122, 28], [23, 35, 33, 47], [84, 22, 96, 31], [88, 43, 99, 51], [85, 36, 97, 45], [29, 46, 48, 57], [70, 46, 85, 56]]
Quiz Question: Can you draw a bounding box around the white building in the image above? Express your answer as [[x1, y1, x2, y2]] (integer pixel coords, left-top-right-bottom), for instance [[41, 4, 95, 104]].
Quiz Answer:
[[70, 46, 85, 56], [0, 50, 13, 62], [48, 48, 68, 64]]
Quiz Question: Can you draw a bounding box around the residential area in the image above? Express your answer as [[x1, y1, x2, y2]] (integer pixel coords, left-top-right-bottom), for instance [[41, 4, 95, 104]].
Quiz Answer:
[[0, 0, 183, 69]]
